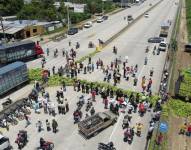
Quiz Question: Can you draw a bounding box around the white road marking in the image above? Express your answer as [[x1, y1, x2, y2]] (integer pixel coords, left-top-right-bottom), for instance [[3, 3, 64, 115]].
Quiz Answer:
[[109, 113, 123, 142]]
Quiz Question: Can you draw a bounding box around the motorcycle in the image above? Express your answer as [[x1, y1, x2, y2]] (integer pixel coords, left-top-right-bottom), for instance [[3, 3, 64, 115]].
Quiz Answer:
[[88, 41, 94, 48], [39, 142, 54, 150], [98, 142, 116, 150], [124, 128, 134, 144], [85, 101, 92, 112]]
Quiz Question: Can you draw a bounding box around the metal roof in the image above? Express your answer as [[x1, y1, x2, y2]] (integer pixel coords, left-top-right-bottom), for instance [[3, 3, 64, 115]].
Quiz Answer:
[[0, 26, 24, 34], [0, 40, 35, 51], [0, 61, 25, 76]]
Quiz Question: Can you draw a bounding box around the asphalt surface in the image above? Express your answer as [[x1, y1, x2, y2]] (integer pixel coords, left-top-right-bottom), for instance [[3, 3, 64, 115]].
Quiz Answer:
[[78, 0, 179, 94], [2, 86, 151, 150], [27, 0, 160, 69], [1, 0, 179, 150]]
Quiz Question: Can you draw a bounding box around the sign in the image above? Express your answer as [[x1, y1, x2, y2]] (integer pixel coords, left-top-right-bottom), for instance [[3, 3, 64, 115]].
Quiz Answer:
[[74, 5, 85, 13], [159, 122, 168, 133]]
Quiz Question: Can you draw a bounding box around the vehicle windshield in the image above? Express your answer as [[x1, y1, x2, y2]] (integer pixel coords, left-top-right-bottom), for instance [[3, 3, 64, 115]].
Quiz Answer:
[[160, 43, 166, 47]]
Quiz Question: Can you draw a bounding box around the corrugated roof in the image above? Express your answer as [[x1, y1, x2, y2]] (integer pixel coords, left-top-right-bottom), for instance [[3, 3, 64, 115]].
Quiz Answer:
[[0, 61, 25, 76], [0, 26, 24, 34], [0, 40, 35, 51]]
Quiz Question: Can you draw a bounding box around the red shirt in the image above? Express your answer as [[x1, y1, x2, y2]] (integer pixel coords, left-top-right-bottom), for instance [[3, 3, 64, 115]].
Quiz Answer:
[[187, 125, 191, 132]]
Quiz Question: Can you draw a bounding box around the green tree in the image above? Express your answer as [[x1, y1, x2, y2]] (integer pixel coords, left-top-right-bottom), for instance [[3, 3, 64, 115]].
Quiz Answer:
[[0, 0, 24, 16]]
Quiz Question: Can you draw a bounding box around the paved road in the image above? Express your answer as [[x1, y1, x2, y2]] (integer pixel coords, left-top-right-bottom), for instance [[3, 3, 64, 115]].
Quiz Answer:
[[78, 0, 179, 94], [2, 86, 151, 150], [27, 0, 160, 69], [1, 0, 179, 150]]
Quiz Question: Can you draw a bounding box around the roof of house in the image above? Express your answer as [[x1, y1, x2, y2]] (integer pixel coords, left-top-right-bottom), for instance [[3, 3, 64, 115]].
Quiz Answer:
[[0, 61, 25, 76]]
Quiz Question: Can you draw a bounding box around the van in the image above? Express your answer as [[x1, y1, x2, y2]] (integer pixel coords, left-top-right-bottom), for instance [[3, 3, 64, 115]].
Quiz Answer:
[[68, 28, 78, 35], [0, 134, 12, 150], [158, 42, 167, 51], [185, 44, 191, 52], [84, 21, 93, 28]]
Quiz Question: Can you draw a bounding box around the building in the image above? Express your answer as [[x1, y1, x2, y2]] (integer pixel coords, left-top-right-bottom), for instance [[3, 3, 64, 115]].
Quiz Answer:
[[0, 20, 63, 40], [54, 2, 86, 13]]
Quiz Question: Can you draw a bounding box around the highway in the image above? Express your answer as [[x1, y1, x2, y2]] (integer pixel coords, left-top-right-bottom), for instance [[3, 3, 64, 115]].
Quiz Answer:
[[2, 0, 179, 150], [78, 0, 178, 94], [27, 0, 160, 69]]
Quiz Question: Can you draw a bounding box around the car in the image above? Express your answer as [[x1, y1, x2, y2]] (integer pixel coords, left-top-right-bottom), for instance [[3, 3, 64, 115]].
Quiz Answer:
[[144, 13, 149, 18], [84, 21, 93, 28], [68, 28, 78, 35], [158, 42, 168, 51], [185, 44, 191, 52], [0, 134, 12, 150], [127, 15, 133, 21], [148, 37, 164, 43], [102, 15, 109, 20], [97, 17, 104, 23]]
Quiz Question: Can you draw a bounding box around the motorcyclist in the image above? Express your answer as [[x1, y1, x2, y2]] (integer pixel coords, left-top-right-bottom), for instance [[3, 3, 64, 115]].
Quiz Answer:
[[76, 42, 80, 49], [124, 127, 134, 142], [40, 137, 46, 148], [145, 46, 149, 53]]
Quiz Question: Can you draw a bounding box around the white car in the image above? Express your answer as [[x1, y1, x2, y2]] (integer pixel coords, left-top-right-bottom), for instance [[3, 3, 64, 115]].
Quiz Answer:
[[158, 42, 168, 51], [97, 17, 104, 23], [144, 13, 149, 18], [0, 134, 12, 150], [84, 21, 93, 28]]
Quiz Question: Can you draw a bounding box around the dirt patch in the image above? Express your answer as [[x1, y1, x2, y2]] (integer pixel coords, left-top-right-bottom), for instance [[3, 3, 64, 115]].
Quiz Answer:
[[168, 114, 191, 150], [171, 0, 191, 95], [168, 0, 191, 149]]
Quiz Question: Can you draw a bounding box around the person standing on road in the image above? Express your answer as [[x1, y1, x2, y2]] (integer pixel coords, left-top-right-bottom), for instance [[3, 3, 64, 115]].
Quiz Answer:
[[65, 98, 69, 112], [46, 119, 51, 131], [46, 48, 49, 56], [91, 89, 96, 101], [90, 107, 95, 116], [36, 120, 43, 132], [52, 119, 58, 133], [24, 114, 31, 128]]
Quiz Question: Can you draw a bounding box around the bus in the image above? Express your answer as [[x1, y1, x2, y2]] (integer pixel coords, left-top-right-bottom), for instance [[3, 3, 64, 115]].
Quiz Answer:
[[0, 40, 44, 64]]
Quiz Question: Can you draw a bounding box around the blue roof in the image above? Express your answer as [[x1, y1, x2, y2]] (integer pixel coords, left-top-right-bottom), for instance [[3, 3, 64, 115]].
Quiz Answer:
[[0, 61, 25, 76]]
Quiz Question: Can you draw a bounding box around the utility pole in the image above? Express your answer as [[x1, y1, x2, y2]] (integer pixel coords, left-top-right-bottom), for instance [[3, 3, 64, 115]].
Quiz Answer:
[[102, 0, 105, 14], [67, 0, 70, 31], [0, 16, 6, 41]]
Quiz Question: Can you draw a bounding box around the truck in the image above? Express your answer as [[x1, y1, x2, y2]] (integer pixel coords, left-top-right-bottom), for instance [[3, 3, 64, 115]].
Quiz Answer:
[[0, 61, 28, 96], [78, 111, 117, 139], [0, 40, 44, 64], [159, 21, 170, 38]]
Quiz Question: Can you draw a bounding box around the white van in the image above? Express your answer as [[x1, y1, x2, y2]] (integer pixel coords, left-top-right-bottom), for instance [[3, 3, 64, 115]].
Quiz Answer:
[[84, 21, 93, 28], [158, 41, 168, 51], [0, 134, 12, 150]]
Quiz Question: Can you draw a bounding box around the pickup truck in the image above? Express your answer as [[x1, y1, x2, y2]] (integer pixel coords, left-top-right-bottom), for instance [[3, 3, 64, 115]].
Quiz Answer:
[[78, 111, 117, 139]]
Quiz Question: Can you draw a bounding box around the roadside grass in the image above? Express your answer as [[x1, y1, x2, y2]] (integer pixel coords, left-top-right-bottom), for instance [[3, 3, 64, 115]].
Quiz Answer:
[[178, 68, 191, 99], [28, 68, 160, 104]]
